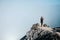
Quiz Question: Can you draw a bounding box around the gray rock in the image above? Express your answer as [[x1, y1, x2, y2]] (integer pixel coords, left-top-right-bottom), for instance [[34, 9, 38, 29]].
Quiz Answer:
[[20, 23, 60, 40]]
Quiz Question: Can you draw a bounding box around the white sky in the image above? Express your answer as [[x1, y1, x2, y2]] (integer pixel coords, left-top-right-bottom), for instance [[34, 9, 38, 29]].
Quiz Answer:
[[0, 0, 60, 40]]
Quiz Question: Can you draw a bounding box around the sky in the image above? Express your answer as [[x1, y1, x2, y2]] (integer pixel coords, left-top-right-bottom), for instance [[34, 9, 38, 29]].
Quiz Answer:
[[0, 0, 60, 40]]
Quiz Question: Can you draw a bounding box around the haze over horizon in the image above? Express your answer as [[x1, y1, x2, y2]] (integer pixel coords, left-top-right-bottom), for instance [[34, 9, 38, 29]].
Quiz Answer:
[[0, 0, 60, 40]]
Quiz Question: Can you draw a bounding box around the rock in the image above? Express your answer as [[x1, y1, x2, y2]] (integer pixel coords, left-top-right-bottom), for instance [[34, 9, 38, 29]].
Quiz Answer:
[[20, 23, 60, 40]]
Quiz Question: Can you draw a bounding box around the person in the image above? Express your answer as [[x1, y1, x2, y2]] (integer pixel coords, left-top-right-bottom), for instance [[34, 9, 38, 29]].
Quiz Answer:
[[40, 16, 44, 27]]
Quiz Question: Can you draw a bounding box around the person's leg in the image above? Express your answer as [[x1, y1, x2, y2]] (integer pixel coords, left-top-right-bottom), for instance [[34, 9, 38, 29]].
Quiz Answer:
[[41, 22, 43, 27]]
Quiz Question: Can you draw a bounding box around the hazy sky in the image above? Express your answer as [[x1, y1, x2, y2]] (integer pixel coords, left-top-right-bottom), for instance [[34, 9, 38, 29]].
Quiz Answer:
[[0, 0, 60, 40]]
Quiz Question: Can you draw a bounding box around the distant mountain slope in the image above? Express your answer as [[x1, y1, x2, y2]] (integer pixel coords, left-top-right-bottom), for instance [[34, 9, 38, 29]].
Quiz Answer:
[[53, 27, 60, 32]]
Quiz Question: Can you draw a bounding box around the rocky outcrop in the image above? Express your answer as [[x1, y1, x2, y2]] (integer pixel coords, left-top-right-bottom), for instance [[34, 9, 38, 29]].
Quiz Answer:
[[20, 23, 60, 40]]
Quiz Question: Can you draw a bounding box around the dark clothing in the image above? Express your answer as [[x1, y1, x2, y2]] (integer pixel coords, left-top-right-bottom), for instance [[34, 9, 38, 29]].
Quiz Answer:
[[40, 17, 44, 27]]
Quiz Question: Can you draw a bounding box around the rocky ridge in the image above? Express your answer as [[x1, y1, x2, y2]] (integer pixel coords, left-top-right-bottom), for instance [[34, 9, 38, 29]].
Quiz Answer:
[[20, 23, 60, 40]]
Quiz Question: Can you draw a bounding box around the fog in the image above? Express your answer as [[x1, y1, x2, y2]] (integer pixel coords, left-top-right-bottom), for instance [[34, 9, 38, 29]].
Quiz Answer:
[[0, 0, 60, 40]]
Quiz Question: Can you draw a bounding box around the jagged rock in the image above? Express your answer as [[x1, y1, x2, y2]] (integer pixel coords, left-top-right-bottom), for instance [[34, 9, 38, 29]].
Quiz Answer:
[[31, 23, 39, 30], [43, 24, 49, 27], [20, 23, 60, 40]]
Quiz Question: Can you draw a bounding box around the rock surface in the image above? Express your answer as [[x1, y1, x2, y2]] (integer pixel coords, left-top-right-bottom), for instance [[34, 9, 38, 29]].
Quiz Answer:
[[20, 23, 60, 40]]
